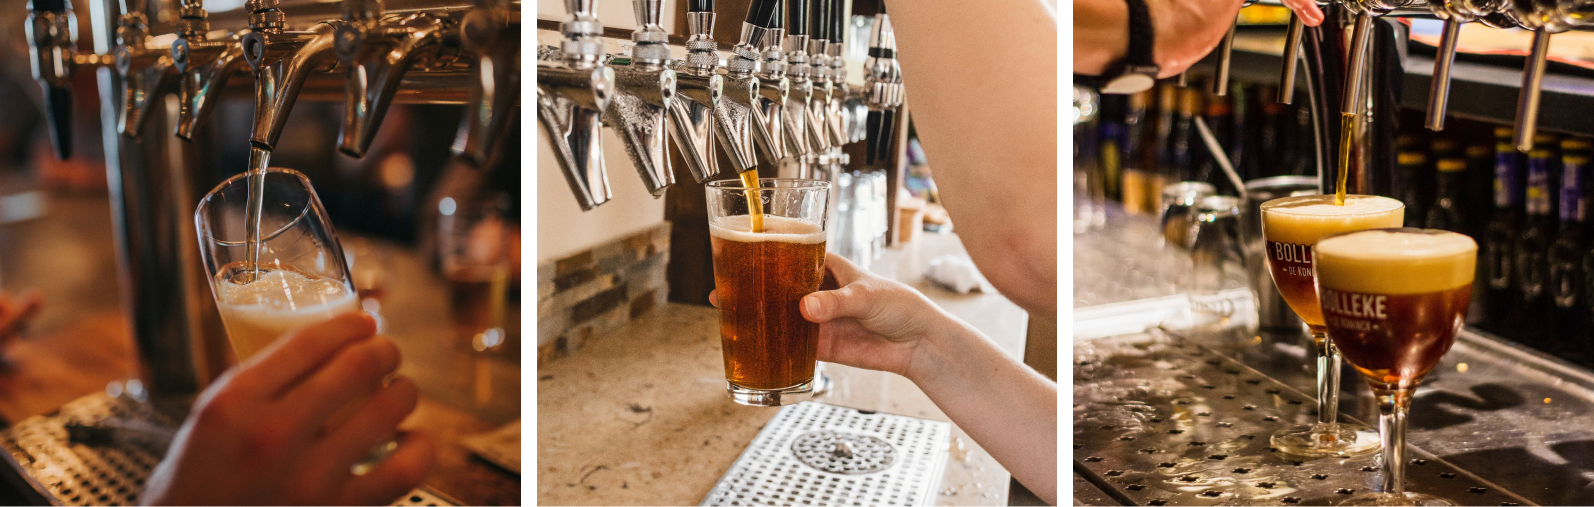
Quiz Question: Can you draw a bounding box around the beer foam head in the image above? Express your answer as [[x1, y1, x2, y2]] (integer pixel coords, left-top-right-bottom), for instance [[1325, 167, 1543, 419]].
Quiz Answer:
[[1260, 194, 1405, 245], [1314, 229, 1477, 294], [710, 215, 825, 244], [216, 269, 354, 311]]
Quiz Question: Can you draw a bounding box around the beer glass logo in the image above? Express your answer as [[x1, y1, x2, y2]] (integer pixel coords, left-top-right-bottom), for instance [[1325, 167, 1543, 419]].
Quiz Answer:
[[1321, 287, 1387, 332], [1267, 241, 1314, 278]]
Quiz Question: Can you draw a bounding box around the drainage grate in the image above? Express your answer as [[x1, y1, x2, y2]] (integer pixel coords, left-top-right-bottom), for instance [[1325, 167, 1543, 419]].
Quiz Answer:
[[1074, 331, 1535, 506], [700, 402, 950, 506], [0, 391, 453, 506]]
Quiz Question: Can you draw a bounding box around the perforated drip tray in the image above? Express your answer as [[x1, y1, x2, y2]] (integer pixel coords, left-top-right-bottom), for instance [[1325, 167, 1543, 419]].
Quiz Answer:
[[1075, 331, 1535, 506], [0, 391, 455, 506], [700, 401, 951, 506]]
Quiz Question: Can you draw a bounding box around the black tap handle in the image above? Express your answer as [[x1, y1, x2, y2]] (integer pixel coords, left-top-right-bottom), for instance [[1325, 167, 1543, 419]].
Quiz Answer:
[[829, 0, 844, 44], [688, 0, 712, 12], [31, 0, 66, 11], [746, 0, 779, 28], [812, 0, 830, 42], [43, 84, 71, 159], [770, 0, 784, 29], [789, 0, 809, 35]]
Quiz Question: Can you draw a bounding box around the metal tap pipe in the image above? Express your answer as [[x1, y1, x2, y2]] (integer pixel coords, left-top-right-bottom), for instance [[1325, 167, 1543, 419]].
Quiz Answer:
[[1424, 0, 1501, 131], [726, 0, 790, 164], [334, 11, 453, 158], [824, 0, 847, 150], [1278, 12, 1305, 104], [669, 0, 730, 182], [111, 3, 180, 139], [1508, 0, 1583, 152], [538, 0, 616, 210], [781, 0, 818, 160], [862, 11, 901, 165], [601, 0, 676, 196], [25, 0, 78, 158], [453, 0, 519, 169], [239, 0, 345, 151]]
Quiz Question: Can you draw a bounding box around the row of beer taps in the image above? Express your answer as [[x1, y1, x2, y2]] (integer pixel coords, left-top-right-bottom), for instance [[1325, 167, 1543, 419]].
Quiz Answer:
[[26, 0, 521, 169], [538, 0, 899, 211], [1192, 0, 1591, 155]]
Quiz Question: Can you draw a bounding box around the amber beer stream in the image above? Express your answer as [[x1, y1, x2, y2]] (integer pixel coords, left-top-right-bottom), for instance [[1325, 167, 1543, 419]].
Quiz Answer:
[[1315, 229, 1476, 506], [1258, 194, 1403, 458], [706, 179, 830, 407]]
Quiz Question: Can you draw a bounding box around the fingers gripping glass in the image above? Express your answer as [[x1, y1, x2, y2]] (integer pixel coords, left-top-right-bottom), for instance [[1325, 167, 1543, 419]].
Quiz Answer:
[[705, 179, 830, 407], [194, 167, 397, 474]]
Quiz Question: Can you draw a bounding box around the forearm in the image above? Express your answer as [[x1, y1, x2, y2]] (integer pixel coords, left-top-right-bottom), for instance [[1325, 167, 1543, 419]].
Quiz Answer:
[[905, 318, 1058, 505], [889, 0, 1058, 322], [1074, 0, 1130, 75]]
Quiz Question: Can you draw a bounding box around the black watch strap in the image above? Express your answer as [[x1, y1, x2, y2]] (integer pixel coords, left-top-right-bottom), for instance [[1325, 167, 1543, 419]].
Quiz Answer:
[[1096, 0, 1160, 94]]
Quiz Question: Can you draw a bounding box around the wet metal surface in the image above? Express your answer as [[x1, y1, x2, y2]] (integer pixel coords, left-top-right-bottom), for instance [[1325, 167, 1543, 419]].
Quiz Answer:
[[1074, 331, 1534, 506]]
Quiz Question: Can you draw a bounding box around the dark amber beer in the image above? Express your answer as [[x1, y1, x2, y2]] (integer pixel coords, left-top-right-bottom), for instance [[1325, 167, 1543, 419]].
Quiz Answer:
[[1258, 193, 1403, 458], [706, 179, 831, 406], [711, 215, 827, 389], [1315, 228, 1476, 506]]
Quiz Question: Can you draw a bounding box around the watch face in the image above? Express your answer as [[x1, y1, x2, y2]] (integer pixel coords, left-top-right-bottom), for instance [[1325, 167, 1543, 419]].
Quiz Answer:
[[1100, 74, 1154, 95]]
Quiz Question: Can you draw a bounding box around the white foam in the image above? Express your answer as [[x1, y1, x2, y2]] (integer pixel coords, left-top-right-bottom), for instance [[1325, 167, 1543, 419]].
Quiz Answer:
[[1315, 230, 1477, 294], [214, 269, 359, 360], [709, 215, 825, 244], [1261, 194, 1405, 245]]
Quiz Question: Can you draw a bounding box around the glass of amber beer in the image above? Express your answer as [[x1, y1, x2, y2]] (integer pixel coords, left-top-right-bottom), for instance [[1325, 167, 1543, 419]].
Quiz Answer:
[[195, 168, 395, 473], [706, 178, 830, 407], [1259, 194, 1403, 457], [1315, 229, 1476, 506]]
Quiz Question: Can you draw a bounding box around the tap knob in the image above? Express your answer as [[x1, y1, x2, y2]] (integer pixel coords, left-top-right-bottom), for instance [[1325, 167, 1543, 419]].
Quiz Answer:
[[26, 0, 76, 159], [630, 0, 670, 64]]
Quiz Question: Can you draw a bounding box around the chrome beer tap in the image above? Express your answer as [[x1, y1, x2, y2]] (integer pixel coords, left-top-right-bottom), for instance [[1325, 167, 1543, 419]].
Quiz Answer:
[[170, 0, 249, 141], [25, 0, 83, 158], [1509, 0, 1590, 151], [752, 0, 794, 163], [862, 10, 902, 165], [780, 0, 818, 166], [601, 0, 677, 196], [817, 0, 847, 151], [667, 0, 726, 183], [113, 0, 181, 138], [453, 0, 519, 170], [720, 0, 787, 166], [801, 0, 835, 156], [538, 0, 616, 210], [239, 0, 343, 155], [334, 0, 454, 158], [1426, 0, 1504, 130]]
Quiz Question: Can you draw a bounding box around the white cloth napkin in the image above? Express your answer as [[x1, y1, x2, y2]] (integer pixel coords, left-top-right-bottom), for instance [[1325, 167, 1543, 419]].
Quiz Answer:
[[925, 255, 989, 295]]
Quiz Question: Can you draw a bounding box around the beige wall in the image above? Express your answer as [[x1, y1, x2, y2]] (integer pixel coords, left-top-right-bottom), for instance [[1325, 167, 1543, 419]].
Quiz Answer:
[[535, 125, 670, 263]]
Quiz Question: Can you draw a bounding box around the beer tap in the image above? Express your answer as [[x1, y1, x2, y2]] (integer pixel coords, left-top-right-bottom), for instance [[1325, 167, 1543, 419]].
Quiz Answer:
[[1508, 0, 1589, 152], [719, 0, 787, 166], [537, 0, 616, 210], [754, 0, 795, 163], [1425, 0, 1503, 130], [113, 0, 181, 138], [239, 0, 344, 155], [780, 0, 818, 165], [667, 0, 726, 183], [599, 0, 678, 196], [25, 0, 81, 158], [822, 0, 849, 151], [862, 10, 902, 165], [170, 0, 249, 141], [453, 0, 519, 170], [802, 0, 835, 158], [1277, 3, 1309, 104], [334, 0, 453, 158]]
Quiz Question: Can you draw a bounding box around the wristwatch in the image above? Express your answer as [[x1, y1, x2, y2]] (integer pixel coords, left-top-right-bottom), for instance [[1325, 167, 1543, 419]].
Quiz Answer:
[[1098, 0, 1159, 94]]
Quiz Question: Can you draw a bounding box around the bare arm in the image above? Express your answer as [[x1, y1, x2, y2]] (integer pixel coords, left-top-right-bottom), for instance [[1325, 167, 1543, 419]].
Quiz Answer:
[[887, 0, 1058, 322], [1071, 0, 1251, 77]]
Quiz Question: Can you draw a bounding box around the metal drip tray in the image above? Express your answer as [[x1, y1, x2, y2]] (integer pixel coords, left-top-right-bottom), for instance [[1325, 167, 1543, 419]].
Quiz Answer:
[[1074, 331, 1534, 506], [0, 391, 454, 506], [700, 402, 951, 506]]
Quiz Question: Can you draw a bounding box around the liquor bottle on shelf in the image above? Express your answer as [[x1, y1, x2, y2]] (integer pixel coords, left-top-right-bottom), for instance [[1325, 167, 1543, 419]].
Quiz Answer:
[[1121, 90, 1152, 214], [1426, 156, 1469, 237], [1162, 86, 1199, 184], [1551, 138, 1590, 361], [1396, 146, 1431, 228], [1466, 143, 1494, 240], [1148, 84, 1177, 212], [1483, 127, 1523, 334], [1514, 144, 1557, 349], [1098, 94, 1126, 204]]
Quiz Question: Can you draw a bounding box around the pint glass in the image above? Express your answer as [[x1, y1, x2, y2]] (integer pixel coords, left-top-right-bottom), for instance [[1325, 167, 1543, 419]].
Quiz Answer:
[[195, 168, 395, 473], [706, 178, 830, 407]]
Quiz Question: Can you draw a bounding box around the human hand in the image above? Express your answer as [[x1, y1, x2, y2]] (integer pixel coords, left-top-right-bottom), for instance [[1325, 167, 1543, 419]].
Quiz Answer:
[[711, 253, 961, 380], [142, 312, 435, 506], [1283, 0, 1326, 26], [0, 290, 42, 346]]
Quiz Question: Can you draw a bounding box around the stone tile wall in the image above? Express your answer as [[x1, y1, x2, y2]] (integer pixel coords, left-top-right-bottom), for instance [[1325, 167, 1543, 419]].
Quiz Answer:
[[536, 222, 671, 365]]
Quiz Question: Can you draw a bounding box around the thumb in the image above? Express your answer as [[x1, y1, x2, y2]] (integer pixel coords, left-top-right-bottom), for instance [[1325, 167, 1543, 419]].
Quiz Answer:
[[802, 282, 879, 324]]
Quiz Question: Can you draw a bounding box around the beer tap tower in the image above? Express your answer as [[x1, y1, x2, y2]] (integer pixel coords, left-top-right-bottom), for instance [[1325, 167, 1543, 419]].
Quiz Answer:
[[25, 0, 522, 408]]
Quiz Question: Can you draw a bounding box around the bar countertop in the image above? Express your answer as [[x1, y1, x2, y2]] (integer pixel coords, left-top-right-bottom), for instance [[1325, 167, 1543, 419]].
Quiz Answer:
[[536, 232, 1034, 506]]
